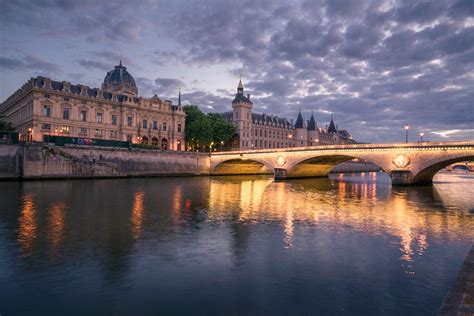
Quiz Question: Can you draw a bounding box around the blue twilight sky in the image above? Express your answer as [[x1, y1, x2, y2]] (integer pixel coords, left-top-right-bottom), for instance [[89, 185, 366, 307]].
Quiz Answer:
[[1, 0, 473, 143]]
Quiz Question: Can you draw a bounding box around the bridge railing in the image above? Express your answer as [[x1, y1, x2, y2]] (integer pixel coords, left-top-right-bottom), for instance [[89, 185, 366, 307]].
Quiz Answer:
[[211, 141, 474, 155]]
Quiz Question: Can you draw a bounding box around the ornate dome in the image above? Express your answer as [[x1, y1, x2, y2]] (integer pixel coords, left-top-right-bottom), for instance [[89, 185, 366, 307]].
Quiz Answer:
[[102, 61, 137, 95]]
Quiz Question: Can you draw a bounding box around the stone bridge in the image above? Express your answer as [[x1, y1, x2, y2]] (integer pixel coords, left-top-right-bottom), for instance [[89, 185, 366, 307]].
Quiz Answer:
[[210, 141, 474, 185]]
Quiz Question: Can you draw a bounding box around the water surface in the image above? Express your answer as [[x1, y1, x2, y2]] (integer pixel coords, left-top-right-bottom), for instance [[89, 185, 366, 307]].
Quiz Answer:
[[0, 172, 473, 315]]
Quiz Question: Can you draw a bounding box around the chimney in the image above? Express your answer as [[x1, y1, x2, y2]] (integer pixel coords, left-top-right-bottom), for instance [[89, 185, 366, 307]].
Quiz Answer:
[[247, 94, 250, 100]]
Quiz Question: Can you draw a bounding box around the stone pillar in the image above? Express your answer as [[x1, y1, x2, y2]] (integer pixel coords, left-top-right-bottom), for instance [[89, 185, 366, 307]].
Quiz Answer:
[[274, 168, 288, 180], [390, 170, 415, 186]]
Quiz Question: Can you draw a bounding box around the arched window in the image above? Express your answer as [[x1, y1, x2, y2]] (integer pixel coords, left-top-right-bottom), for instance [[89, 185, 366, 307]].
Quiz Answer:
[[141, 136, 148, 144], [161, 138, 168, 150], [151, 137, 159, 146]]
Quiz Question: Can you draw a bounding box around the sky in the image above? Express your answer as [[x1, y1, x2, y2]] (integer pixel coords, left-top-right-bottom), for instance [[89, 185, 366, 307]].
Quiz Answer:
[[1, 0, 473, 143]]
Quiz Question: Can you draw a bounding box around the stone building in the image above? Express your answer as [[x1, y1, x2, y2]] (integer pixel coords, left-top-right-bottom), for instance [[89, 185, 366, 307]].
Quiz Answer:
[[221, 80, 355, 150], [0, 62, 185, 150]]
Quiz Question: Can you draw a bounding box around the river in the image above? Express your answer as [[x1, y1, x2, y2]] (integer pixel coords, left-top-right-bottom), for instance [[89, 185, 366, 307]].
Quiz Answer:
[[0, 172, 473, 315]]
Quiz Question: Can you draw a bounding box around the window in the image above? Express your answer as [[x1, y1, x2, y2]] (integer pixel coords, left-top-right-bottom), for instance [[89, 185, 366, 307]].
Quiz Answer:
[[43, 105, 51, 117], [96, 112, 103, 123], [235, 112, 238, 119], [44, 93, 50, 98], [95, 129, 103, 137], [126, 135, 132, 142], [80, 110, 87, 122], [177, 124, 182, 132], [110, 130, 118, 138], [111, 114, 117, 125], [64, 97, 69, 101], [62, 108, 70, 120], [153, 121, 158, 130], [247, 112, 249, 119], [41, 123, 51, 130], [142, 119, 148, 129], [79, 127, 88, 135], [60, 126, 70, 133], [127, 116, 133, 127], [255, 129, 258, 136], [162, 122, 167, 131]]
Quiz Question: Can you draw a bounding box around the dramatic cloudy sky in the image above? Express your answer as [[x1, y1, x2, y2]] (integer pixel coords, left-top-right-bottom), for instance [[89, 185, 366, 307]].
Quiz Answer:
[[1, 0, 473, 143]]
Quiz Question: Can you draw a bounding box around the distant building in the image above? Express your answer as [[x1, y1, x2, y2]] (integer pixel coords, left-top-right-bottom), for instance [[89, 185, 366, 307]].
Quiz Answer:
[[0, 62, 185, 150], [220, 80, 355, 150]]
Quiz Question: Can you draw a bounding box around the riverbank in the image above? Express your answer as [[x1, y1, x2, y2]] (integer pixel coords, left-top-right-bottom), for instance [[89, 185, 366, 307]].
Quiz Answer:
[[439, 246, 474, 315], [0, 143, 210, 180], [5, 143, 461, 181]]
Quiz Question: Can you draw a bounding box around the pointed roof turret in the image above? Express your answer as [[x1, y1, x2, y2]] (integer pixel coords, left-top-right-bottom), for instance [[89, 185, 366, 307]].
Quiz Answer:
[[232, 78, 252, 104], [308, 111, 317, 130], [178, 88, 181, 106], [328, 115, 337, 134], [295, 109, 305, 129]]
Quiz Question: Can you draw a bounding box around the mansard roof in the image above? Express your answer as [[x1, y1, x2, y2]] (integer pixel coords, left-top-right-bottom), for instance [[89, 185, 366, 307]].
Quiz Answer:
[[232, 93, 252, 104], [252, 113, 292, 128], [220, 111, 233, 121]]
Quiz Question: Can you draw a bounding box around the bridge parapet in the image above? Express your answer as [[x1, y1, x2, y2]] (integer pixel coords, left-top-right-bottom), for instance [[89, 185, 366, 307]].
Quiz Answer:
[[210, 141, 474, 185]]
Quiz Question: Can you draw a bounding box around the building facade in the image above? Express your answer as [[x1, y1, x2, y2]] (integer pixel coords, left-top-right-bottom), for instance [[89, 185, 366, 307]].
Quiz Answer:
[[221, 80, 355, 150], [0, 62, 185, 150]]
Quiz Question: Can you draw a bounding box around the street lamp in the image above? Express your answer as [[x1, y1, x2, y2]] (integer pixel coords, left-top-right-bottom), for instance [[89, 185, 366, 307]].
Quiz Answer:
[[404, 124, 409, 143], [27, 127, 32, 141], [420, 131, 424, 143]]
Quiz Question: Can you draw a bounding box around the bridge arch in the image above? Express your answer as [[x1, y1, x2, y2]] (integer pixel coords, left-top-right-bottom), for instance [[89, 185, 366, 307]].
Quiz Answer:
[[411, 154, 474, 184], [212, 158, 274, 176], [285, 154, 388, 179]]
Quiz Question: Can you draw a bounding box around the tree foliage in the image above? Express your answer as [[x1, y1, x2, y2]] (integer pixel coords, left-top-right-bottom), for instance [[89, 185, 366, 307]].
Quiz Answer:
[[183, 105, 236, 151], [0, 115, 15, 132]]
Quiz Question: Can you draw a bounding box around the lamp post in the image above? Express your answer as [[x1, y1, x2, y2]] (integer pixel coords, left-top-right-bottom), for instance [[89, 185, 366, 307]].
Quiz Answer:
[[27, 127, 32, 141], [405, 124, 409, 143], [420, 131, 424, 143]]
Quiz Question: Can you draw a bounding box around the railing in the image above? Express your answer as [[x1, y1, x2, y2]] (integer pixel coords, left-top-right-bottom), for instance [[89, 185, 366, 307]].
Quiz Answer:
[[211, 141, 474, 155]]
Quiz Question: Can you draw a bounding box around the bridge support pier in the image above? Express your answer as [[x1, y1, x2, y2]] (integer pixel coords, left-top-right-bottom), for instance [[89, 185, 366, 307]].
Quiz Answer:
[[390, 170, 426, 186], [274, 168, 288, 180]]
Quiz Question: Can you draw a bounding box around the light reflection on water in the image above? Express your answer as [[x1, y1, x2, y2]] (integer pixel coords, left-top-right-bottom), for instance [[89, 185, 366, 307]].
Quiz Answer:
[[0, 172, 473, 315]]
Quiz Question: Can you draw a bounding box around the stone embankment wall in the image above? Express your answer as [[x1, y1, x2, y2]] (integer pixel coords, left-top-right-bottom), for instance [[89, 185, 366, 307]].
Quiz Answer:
[[0, 144, 384, 180], [0, 145, 22, 179], [0, 143, 210, 180]]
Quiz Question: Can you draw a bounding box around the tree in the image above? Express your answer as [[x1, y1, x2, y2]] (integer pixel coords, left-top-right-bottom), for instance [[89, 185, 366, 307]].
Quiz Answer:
[[183, 106, 236, 151], [207, 112, 236, 145], [183, 105, 212, 151], [0, 115, 15, 132]]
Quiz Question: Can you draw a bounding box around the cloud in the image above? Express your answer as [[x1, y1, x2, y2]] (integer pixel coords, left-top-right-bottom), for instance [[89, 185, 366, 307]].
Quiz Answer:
[[0, 55, 61, 73], [1, 0, 474, 142], [135, 77, 185, 97], [77, 59, 111, 71]]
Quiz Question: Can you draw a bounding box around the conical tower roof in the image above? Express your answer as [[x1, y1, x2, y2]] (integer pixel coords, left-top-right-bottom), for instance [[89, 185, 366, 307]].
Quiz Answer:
[[328, 115, 337, 134], [295, 110, 305, 129], [308, 111, 317, 130]]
